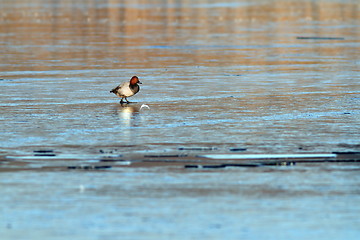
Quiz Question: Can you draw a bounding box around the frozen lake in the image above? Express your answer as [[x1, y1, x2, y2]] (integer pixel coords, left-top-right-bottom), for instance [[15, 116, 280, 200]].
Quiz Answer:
[[1, 0, 360, 239]]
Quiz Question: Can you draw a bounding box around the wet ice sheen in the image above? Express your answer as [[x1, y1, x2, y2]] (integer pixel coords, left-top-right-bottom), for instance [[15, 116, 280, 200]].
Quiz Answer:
[[0, 0, 360, 239], [1, 166, 360, 240]]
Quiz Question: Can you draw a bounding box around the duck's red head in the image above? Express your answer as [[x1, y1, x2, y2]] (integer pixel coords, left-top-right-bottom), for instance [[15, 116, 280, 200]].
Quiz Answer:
[[130, 76, 142, 85]]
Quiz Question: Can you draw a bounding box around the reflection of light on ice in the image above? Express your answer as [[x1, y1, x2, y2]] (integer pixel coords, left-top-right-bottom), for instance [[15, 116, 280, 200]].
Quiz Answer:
[[79, 184, 85, 193]]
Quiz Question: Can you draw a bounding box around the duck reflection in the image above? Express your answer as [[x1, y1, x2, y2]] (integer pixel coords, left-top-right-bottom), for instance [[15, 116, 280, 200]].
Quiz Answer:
[[115, 103, 140, 142], [117, 103, 139, 127], [116, 103, 150, 128]]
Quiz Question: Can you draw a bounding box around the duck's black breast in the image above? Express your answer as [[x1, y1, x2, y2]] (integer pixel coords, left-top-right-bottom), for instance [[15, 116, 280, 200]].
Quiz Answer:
[[130, 84, 140, 94]]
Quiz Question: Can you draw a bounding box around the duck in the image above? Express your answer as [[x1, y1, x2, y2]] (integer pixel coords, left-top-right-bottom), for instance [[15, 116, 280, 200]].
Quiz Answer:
[[110, 76, 142, 103]]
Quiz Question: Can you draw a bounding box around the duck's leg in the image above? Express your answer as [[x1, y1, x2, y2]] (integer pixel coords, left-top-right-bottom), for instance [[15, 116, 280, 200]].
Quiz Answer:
[[125, 97, 130, 103], [120, 97, 125, 103]]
